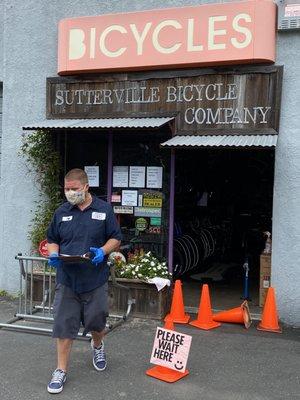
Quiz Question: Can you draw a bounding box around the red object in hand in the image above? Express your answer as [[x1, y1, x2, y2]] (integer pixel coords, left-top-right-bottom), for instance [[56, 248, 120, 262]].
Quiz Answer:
[[39, 239, 49, 257]]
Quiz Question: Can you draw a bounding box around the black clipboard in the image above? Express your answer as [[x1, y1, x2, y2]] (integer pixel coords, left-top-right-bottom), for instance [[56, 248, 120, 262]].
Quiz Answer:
[[56, 253, 92, 263]]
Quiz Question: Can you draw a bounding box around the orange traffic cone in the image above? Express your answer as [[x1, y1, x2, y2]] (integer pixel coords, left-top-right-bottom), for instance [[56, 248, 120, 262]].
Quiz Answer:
[[146, 362, 189, 383], [257, 287, 282, 333], [146, 320, 189, 383], [213, 301, 252, 329], [189, 284, 221, 330], [164, 280, 190, 324], [164, 319, 175, 331]]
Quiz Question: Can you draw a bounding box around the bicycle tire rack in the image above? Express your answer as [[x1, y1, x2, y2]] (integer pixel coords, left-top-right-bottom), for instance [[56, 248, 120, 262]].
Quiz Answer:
[[0, 254, 135, 339]]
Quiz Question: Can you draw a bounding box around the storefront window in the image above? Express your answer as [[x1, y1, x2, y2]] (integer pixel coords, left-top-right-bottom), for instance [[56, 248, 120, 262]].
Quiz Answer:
[[59, 130, 108, 200], [112, 131, 170, 261]]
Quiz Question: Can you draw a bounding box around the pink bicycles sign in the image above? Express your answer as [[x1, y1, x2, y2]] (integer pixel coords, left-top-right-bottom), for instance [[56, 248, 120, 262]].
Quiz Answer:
[[58, 1, 276, 75]]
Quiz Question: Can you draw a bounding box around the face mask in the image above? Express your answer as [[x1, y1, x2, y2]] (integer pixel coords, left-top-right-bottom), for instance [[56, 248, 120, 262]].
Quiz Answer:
[[65, 189, 86, 205]]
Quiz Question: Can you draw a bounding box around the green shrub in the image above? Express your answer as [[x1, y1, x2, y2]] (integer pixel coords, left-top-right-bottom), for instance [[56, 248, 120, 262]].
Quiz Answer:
[[20, 130, 62, 253]]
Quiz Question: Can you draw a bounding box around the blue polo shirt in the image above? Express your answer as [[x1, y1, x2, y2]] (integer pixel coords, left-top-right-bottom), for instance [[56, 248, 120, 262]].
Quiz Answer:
[[47, 195, 122, 294]]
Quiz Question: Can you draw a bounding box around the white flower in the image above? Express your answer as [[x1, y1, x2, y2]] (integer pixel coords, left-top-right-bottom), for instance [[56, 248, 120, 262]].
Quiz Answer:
[[115, 251, 168, 280]]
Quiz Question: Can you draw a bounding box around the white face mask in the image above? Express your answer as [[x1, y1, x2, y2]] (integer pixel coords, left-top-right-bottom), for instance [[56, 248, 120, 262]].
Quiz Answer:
[[65, 189, 86, 205]]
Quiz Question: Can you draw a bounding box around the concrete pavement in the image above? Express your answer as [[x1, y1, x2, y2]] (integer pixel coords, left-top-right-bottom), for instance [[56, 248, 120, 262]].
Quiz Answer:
[[0, 297, 299, 400]]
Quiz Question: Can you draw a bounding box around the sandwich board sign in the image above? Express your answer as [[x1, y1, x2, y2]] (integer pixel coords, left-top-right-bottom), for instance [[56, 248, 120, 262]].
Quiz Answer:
[[150, 327, 192, 372]]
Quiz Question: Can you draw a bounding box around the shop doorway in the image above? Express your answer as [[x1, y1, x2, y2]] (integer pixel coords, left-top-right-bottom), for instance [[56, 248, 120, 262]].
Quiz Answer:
[[111, 131, 171, 259], [173, 148, 275, 310], [56, 127, 172, 260], [58, 130, 108, 200]]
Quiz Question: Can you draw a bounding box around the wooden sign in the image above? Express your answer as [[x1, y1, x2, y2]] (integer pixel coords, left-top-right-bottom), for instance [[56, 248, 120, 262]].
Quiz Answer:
[[47, 66, 282, 135]]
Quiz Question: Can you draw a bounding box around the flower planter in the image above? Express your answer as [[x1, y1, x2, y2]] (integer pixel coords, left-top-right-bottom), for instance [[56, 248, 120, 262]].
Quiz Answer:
[[27, 274, 171, 320], [108, 278, 171, 320]]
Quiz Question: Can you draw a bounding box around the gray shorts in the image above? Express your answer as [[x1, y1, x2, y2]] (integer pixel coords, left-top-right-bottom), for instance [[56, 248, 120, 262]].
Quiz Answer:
[[52, 283, 108, 339]]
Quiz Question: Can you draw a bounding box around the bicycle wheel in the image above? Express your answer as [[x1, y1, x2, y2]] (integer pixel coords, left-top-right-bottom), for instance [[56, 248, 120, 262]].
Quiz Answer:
[[181, 235, 196, 271], [176, 237, 190, 274], [173, 239, 187, 276], [185, 234, 200, 268]]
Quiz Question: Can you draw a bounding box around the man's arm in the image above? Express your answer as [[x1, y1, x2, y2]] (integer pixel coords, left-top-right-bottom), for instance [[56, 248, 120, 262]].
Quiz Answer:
[[47, 211, 61, 256], [101, 238, 121, 255], [90, 239, 120, 265], [47, 243, 61, 268], [47, 243, 60, 255]]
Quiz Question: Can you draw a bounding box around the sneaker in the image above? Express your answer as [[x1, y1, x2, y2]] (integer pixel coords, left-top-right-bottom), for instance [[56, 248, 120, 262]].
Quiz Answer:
[[47, 368, 67, 394], [92, 340, 107, 371]]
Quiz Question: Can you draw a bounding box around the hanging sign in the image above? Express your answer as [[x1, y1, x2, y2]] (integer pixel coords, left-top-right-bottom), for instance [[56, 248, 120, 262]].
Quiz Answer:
[[143, 198, 163, 208], [150, 327, 192, 372], [129, 166, 146, 188], [147, 167, 163, 189], [113, 205, 134, 214], [149, 226, 161, 234], [122, 190, 138, 206], [142, 191, 163, 199], [58, 1, 276, 75], [84, 166, 99, 187], [113, 166, 128, 188], [135, 218, 148, 232], [138, 194, 143, 207], [111, 194, 121, 203], [134, 207, 161, 217], [150, 217, 161, 226]]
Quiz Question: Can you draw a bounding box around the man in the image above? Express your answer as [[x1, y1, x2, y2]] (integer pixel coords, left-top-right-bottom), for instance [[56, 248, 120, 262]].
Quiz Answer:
[[46, 168, 121, 394]]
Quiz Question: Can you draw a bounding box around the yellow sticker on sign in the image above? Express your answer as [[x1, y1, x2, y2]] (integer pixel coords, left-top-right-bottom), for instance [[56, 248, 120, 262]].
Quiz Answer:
[[143, 198, 163, 208]]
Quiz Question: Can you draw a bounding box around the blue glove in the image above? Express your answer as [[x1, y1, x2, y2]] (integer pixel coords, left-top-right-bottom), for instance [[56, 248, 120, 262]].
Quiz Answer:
[[48, 252, 61, 268], [90, 247, 105, 265]]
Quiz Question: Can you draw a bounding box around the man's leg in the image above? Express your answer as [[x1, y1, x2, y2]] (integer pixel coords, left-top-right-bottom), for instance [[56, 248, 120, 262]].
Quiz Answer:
[[91, 329, 106, 371], [91, 330, 105, 348], [48, 285, 81, 393], [84, 284, 108, 371], [57, 338, 73, 372], [47, 338, 72, 393], [84, 283, 108, 350]]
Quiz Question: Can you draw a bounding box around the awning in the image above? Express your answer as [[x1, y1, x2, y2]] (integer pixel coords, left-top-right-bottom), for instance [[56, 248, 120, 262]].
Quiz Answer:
[[22, 117, 174, 130], [160, 135, 278, 148]]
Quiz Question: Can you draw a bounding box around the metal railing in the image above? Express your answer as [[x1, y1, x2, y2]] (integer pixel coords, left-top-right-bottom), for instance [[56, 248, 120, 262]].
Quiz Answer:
[[0, 254, 134, 339]]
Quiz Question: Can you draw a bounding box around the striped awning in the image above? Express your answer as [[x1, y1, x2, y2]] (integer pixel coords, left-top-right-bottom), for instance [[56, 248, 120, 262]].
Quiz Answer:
[[22, 117, 174, 130], [161, 135, 278, 148]]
